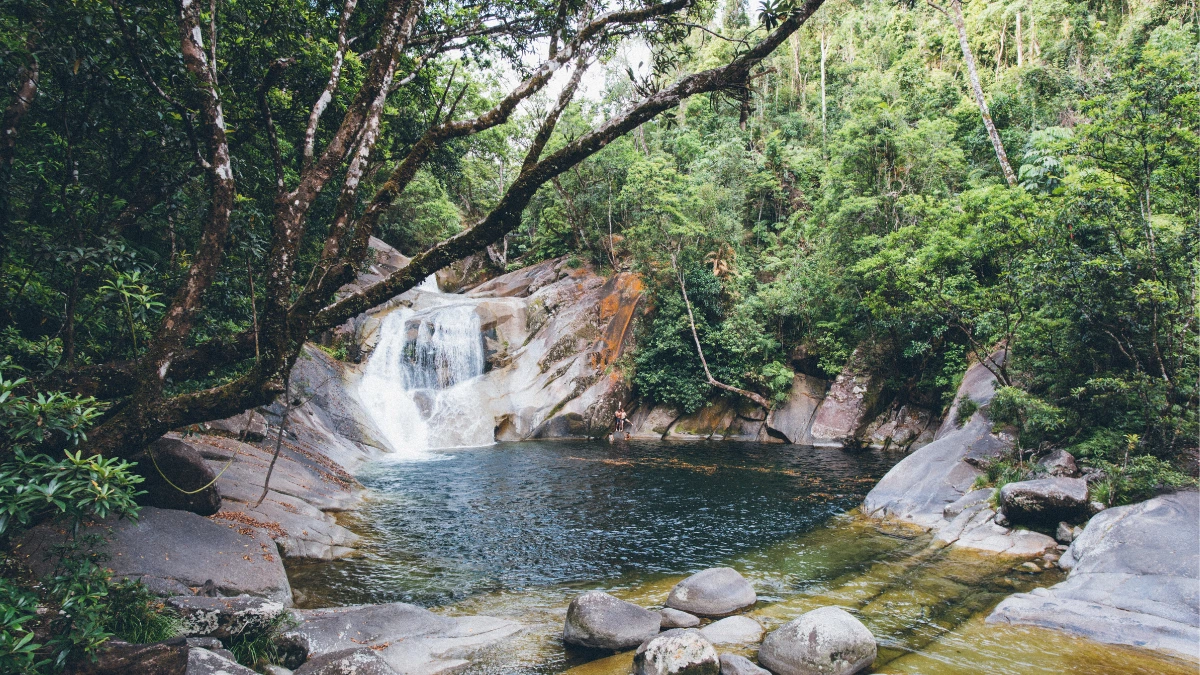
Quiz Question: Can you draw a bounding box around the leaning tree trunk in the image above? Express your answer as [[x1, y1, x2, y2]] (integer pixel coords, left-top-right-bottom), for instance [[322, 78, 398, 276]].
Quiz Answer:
[[947, 0, 1017, 186]]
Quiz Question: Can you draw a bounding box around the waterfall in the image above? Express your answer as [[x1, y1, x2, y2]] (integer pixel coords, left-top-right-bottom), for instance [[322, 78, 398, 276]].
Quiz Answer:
[[358, 279, 495, 457]]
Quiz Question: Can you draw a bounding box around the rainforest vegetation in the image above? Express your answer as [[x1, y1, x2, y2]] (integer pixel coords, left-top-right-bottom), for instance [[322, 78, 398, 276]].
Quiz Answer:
[[0, 0, 1195, 670]]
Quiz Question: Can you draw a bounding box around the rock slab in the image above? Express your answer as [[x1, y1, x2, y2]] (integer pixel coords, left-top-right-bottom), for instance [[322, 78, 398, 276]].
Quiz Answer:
[[988, 491, 1200, 661], [564, 591, 661, 651], [666, 568, 756, 618], [186, 647, 258, 675], [758, 607, 877, 675], [293, 648, 398, 675], [169, 594, 287, 640], [633, 629, 720, 675]]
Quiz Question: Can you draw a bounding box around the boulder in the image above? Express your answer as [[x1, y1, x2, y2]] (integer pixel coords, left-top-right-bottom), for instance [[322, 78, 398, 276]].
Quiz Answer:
[[263, 667, 294, 675], [665, 568, 756, 618], [860, 403, 936, 451], [698, 616, 763, 645], [718, 654, 771, 675], [999, 477, 1090, 527], [1037, 449, 1079, 477], [633, 629, 720, 675], [168, 595, 288, 640], [293, 648, 398, 675], [133, 437, 222, 516], [186, 647, 258, 675], [16, 506, 292, 605], [1056, 521, 1080, 544], [764, 374, 826, 444], [660, 608, 701, 629], [807, 349, 882, 447], [71, 637, 191, 675], [563, 591, 661, 651], [989, 491, 1200, 661], [758, 607, 876, 675]]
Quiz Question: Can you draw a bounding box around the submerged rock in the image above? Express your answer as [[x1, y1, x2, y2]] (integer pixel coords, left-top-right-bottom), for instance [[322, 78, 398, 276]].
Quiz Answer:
[[988, 491, 1200, 661], [698, 616, 764, 645], [666, 568, 756, 618], [999, 477, 1090, 527], [564, 591, 661, 651], [758, 607, 876, 675], [660, 608, 701, 629], [633, 629, 720, 675], [718, 654, 771, 675]]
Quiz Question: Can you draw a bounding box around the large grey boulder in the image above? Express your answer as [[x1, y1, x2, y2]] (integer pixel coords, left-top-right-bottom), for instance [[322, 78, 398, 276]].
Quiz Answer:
[[133, 437, 222, 516], [283, 602, 521, 675], [698, 616, 764, 645], [999, 477, 1090, 527], [758, 607, 876, 675], [293, 648, 398, 675], [169, 595, 287, 640], [186, 648, 257, 675], [633, 629, 720, 675], [862, 354, 1009, 529], [989, 491, 1200, 660], [563, 591, 661, 651], [719, 654, 771, 675], [666, 568, 756, 618], [660, 608, 701, 629], [17, 506, 292, 605]]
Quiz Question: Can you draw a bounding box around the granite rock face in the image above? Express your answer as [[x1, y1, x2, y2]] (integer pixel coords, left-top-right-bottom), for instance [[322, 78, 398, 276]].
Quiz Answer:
[[293, 648, 398, 675], [807, 349, 882, 447], [169, 595, 287, 640], [764, 374, 827, 444], [633, 629, 720, 675], [283, 602, 522, 675], [758, 607, 876, 675], [988, 491, 1200, 661], [17, 506, 293, 605], [718, 654, 771, 675], [666, 568, 757, 618], [186, 648, 258, 675], [563, 591, 662, 651]]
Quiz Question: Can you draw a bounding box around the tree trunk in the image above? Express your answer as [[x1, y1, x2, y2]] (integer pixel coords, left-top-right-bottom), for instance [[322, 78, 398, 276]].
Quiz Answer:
[[819, 31, 827, 140], [675, 257, 771, 411], [947, 0, 1017, 186]]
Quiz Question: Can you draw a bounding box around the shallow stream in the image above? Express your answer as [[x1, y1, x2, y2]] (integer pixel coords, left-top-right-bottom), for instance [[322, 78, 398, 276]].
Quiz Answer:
[[286, 440, 1192, 675]]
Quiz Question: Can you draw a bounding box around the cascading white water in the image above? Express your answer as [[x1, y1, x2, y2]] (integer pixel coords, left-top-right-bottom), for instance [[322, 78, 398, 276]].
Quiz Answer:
[[358, 279, 495, 457]]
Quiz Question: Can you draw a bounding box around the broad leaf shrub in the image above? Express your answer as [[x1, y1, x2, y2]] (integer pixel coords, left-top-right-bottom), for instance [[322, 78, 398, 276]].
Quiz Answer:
[[0, 364, 179, 672]]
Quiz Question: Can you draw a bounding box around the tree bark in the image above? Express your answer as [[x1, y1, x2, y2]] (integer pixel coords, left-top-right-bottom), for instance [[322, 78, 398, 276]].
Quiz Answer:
[[936, 0, 1017, 186], [674, 257, 772, 411]]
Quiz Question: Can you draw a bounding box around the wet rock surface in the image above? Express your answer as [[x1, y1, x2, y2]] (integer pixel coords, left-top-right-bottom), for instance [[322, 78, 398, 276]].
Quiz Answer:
[[988, 491, 1200, 660], [666, 568, 757, 618], [758, 606, 877, 675], [564, 591, 661, 651], [633, 629, 720, 675]]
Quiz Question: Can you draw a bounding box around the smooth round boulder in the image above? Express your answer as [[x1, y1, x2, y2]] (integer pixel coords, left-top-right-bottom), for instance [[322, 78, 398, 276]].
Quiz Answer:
[[758, 607, 876, 675], [665, 568, 756, 618], [564, 591, 661, 651], [661, 608, 701, 629], [698, 616, 763, 645], [634, 629, 719, 675], [999, 477, 1090, 527]]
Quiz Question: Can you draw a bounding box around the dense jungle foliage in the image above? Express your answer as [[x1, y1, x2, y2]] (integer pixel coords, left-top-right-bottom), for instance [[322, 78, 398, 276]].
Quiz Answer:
[[0, 0, 1195, 669]]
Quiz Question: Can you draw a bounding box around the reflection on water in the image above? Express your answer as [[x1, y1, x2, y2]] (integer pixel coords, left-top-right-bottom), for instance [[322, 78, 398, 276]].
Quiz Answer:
[[286, 440, 1193, 675]]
